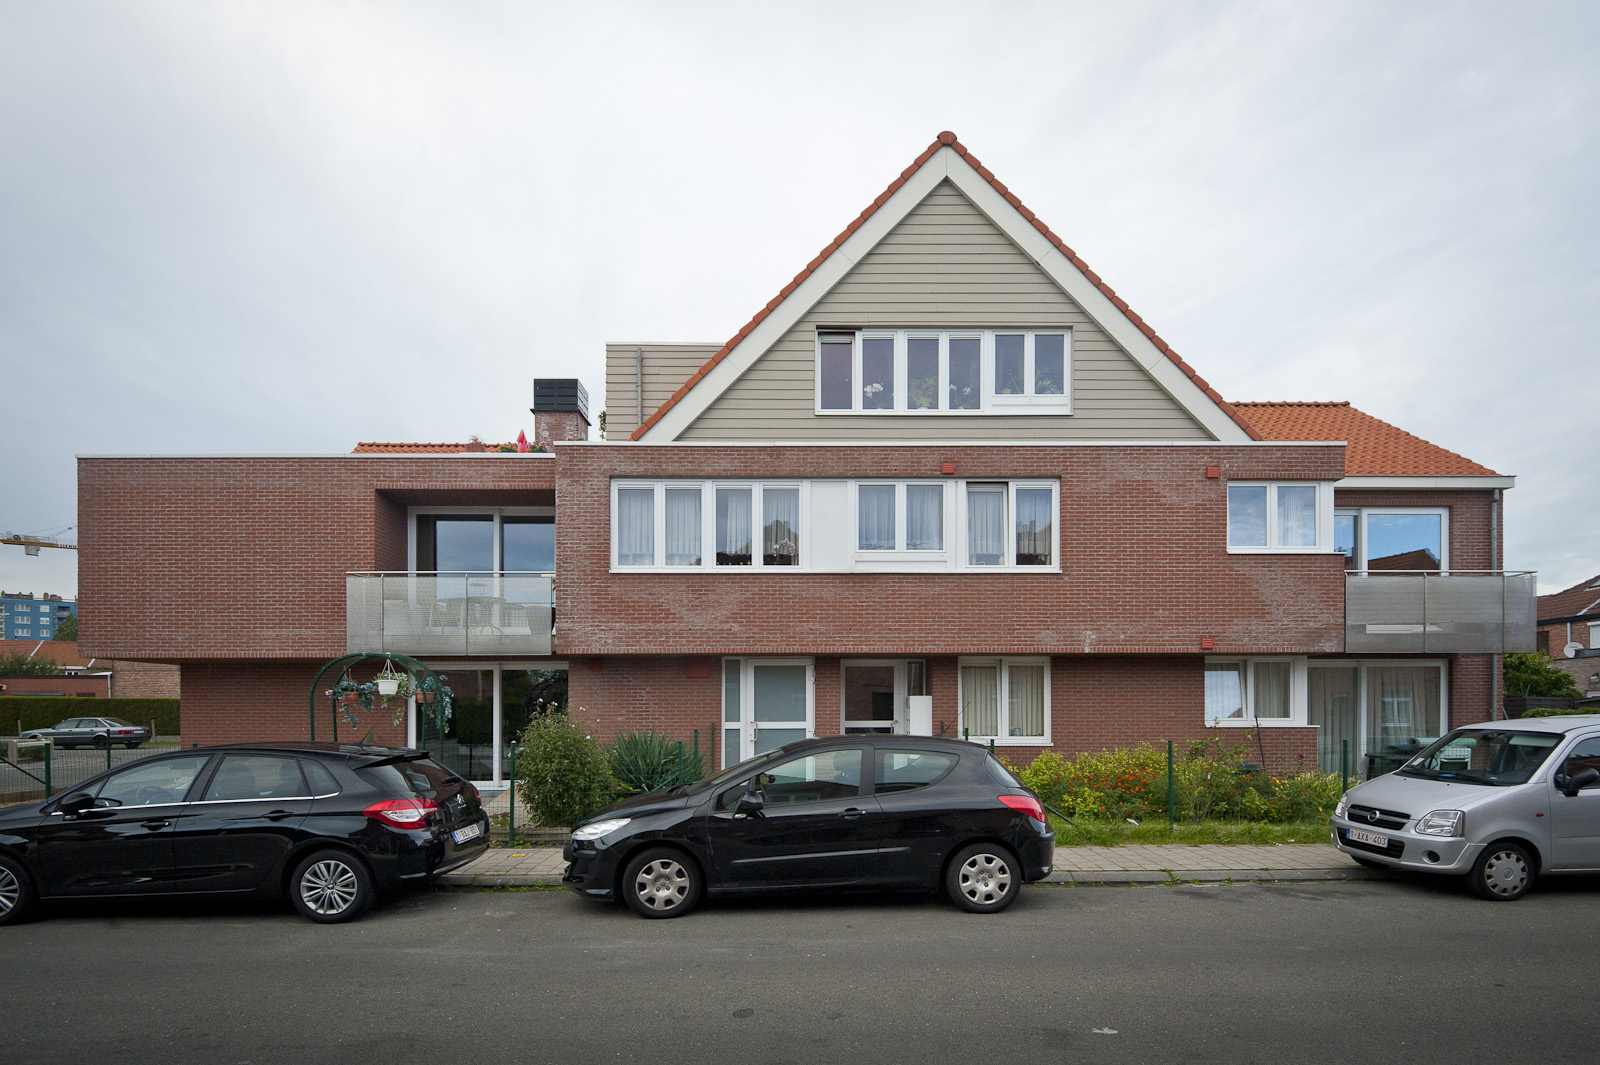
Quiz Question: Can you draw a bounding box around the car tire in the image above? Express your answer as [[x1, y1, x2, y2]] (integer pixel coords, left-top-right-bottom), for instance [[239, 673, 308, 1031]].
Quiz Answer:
[[94, 735, 110, 750], [289, 850, 375, 923], [0, 853, 39, 926], [622, 847, 703, 919], [1466, 841, 1535, 901], [946, 843, 1020, 914]]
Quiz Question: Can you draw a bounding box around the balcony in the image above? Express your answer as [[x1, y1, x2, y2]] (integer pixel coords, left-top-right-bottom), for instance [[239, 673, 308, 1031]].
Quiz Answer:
[[1345, 571, 1536, 654], [347, 572, 554, 657]]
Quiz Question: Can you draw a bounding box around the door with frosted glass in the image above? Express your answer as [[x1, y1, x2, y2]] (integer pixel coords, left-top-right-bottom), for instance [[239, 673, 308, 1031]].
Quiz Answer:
[[724, 659, 813, 765]]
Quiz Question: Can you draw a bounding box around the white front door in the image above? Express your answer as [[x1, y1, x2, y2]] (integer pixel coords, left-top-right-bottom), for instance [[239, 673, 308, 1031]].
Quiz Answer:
[[723, 658, 814, 766]]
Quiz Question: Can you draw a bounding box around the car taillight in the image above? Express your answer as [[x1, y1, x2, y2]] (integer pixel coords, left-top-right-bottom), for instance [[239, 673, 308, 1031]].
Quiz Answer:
[[998, 794, 1045, 822], [363, 798, 439, 829]]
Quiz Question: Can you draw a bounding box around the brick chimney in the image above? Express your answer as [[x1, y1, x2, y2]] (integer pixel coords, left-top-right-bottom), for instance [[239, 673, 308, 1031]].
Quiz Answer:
[[530, 379, 591, 445]]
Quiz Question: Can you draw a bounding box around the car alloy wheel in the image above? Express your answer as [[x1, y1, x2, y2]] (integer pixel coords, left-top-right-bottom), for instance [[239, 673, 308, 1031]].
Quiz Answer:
[[0, 854, 38, 926], [290, 850, 374, 923], [622, 847, 702, 919], [1468, 842, 1534, 901], [947, 843, 1019, 913]]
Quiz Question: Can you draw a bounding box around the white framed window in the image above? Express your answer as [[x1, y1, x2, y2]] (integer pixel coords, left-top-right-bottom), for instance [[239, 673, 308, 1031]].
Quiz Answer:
[[960, 481, 1058, 568], [613, 481, 806, 571], [1205, 657, 1308, 726], [958, 657, 1050, 744], [722, 657, 816, 765], [14, 628, 30, 637], [1334, 507, 1449, 572], [853, 481, 948, 555], [816, 329, 1072, 415], [1226, 482, 1333, 552]]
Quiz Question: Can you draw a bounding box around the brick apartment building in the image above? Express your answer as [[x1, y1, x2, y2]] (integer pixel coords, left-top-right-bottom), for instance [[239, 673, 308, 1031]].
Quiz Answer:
[[78, 132, 1534, 788]]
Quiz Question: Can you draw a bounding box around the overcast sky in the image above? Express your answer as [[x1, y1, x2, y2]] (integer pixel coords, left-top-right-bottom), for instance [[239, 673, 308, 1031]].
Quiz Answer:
[[2, 1, 1596, 601]]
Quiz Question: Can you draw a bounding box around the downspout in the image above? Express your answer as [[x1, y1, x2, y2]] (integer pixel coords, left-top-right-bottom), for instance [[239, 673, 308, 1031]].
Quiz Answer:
[[1491, 488, 1502, 718], [636, 346, 644, 430]]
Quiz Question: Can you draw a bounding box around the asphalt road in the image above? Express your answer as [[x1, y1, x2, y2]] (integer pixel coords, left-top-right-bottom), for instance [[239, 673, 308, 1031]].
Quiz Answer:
[[3, 876, 1597, 1065]]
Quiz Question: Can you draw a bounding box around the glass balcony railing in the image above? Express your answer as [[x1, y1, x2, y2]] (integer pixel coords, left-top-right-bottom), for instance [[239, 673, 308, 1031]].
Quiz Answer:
[[1345, 571, 1536, 654], [346, 572, 554, 657]]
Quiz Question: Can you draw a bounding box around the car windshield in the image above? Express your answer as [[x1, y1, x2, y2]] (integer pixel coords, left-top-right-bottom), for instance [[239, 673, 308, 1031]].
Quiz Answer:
[[1396, 728, 1562, 786], [690, 751, 782, 794]]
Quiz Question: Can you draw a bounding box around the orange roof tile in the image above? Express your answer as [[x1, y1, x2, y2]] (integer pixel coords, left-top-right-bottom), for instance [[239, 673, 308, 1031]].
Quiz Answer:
[[0, 639, 96, 669], [631, 131, 1261, 442], [1232, 402, 1498, 477]]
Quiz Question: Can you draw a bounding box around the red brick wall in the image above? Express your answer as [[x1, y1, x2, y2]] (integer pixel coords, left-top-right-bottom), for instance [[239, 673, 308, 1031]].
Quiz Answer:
[[0, 675, 110, 698], [177, 659, 407, 748], [556, 443, 1348, 657], [78, 455, 556, 660], [104, 660, 181, 699]]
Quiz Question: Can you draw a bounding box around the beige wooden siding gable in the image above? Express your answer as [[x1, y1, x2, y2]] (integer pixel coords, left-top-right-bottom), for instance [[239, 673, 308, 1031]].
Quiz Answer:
[[604, 344, 723, 439], [680, 181, 1209, 441]]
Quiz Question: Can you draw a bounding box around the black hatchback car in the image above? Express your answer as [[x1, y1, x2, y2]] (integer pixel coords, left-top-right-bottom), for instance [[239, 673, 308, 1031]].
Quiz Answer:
[[0, 742, 488, 925], [563, 735, 1054, 918]]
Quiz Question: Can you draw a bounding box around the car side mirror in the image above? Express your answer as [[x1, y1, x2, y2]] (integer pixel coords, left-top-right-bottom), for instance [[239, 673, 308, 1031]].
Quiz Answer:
[[1560, 767, 1599, 798], [59, 793, 95, 816], [736, 783, 765, 818]]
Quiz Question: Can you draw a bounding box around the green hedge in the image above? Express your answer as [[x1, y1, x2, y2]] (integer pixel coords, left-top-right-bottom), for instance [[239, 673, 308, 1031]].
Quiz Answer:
[[0, 697, 181, 736]]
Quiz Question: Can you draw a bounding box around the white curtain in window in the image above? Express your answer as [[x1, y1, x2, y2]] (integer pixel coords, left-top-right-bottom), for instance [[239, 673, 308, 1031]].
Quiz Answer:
[[1205, 663, 1246, 720], [967, 487, 1005, 564], [962, 665, 999, 737], [664, 488, 701, 566], [716, 488, 752, 563], [1367, 666, 1441, 750], [1252, 661, 1292, 719], [906, 484, 943, 550], [1007, 664, 1045, 737], [858, 485, 896, 551], [616, 489, 654, 565], [763, 488, 800, 565], [1277, 486, 1317, 548], [1014, 488, 1052, 565]]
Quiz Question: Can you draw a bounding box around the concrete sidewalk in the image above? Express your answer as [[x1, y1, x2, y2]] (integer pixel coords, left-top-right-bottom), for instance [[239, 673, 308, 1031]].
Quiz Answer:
[[437, 841, 1379, 888]]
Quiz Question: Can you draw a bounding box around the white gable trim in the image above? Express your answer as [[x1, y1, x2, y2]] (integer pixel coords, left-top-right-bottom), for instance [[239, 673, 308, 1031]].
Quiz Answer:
[[637, 146, 1252, 443], [1337, 475, 1516, 490]]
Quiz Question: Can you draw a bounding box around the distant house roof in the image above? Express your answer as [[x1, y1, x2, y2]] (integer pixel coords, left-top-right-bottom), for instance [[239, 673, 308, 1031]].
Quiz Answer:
[[352, 442, 514, 454], [630, 130, 1261, 443], [1538, 574, 1600, 622], [1231, 401, 1498, 477], [0, 639, 97, 669]]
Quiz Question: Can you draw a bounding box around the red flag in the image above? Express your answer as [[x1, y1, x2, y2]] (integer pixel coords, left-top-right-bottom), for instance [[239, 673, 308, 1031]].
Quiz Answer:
[[516, 429, 529, 453]]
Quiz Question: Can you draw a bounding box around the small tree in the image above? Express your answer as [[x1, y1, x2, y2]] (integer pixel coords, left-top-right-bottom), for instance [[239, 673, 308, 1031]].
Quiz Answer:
[[51, 615, 77, 642], [0, 652, 66, 676], [1504, 652, 1582, 699], [514, 712, 615, 828]]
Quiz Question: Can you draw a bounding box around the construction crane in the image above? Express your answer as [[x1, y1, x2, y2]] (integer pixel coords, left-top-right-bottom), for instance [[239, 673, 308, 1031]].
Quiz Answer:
[[3, 529, 79, 556]]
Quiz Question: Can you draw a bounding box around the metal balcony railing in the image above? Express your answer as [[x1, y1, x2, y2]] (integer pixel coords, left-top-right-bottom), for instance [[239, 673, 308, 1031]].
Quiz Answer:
[[1345, 570, 1536, 654], [346, 572, 554, 657]]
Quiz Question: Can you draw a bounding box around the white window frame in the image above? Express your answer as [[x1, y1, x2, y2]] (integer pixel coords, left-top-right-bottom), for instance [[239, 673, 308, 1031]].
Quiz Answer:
[[1305, 659, 1450, 761], [957, 480, 1060, 571], [850, 480, 952, 560], [814, 329, 1073, 415], [1334, 506, 1451, 571], [1205, 656, 1309, 727], [722, 657, 816, 766], [957, 656, 1052, 746], [839, 658, 928, 734], [611, 480, 809, 572], [1225, 481, 1334, 553]]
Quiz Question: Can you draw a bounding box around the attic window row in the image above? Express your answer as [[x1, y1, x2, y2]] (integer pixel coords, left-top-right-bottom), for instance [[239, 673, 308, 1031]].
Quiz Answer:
[[815, 330, 1072, 415]]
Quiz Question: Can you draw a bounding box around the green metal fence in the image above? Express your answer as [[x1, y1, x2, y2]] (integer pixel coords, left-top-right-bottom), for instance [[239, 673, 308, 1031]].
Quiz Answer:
[[0, 739, 179, 806]]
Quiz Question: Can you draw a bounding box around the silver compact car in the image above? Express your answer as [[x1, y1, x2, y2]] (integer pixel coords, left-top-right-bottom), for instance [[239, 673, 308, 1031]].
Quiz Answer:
[[1330, 715, 1600, 900]]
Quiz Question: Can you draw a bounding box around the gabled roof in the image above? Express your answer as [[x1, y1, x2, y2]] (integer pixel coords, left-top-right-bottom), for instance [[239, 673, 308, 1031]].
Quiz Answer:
[[631, 131, 1260, 443], [1232, 402, 1499, 477], [1538, 574, 1600, 621]]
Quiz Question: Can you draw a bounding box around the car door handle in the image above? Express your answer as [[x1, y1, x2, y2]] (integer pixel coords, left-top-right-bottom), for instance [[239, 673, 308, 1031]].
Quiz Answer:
[[264, 810, 294, 821], [840, 808, 866, 821], [140, 820, 171, 830]]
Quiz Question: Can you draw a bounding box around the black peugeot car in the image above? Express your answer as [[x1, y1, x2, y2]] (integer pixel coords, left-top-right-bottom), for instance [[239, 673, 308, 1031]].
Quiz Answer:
[[0, 742, 488, 925], [563, 735, 1054, 918]]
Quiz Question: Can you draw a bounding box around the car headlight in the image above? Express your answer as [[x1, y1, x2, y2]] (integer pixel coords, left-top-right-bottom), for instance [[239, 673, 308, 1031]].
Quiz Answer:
[[572, 817, 631, 842], [1333, 795, 1348, 819], [1416, 810, 1464, 837]]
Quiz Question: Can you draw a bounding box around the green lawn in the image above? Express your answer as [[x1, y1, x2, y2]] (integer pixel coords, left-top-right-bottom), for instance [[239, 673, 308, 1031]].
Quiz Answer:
[[1050, 816, 1332, 847]]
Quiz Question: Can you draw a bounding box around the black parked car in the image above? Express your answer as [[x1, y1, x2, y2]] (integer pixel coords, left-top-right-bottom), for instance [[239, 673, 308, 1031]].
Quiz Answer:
[[0, 742, 488, 926], [563, 735, 1054, 918]]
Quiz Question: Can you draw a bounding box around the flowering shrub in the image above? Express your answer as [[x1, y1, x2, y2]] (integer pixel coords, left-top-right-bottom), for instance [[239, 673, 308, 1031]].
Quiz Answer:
[[1015, 736, 1344, 824]]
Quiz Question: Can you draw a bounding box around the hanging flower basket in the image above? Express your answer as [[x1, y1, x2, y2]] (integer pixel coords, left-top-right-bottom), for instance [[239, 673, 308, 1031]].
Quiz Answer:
[[340, 692, 360, 707]]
